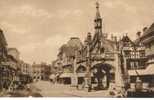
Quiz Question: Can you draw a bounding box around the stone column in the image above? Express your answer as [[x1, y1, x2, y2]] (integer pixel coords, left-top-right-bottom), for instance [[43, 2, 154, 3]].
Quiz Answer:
[[71, 51, 78, 87], [115, 52, 125, 90], [123, 57, 129, 86], [84, 45, 92, 91]]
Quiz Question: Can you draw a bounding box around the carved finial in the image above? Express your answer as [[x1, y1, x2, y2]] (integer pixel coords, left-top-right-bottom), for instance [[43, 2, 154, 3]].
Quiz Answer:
[[96, 1, 99, 9]]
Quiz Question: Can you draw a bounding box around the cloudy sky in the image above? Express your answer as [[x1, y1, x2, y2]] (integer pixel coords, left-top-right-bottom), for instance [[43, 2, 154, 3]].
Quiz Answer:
[[0, 0, 154, 64]]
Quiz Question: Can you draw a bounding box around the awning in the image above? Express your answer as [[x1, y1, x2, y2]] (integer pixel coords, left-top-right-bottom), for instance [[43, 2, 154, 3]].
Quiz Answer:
[[60, 73, 94, 78], [77, 73, 85, 77], [49, 74, 56, 79], [1, 61, 17, 70], [145, 64, 154, 75], [128, 70, 145, 76], [59, 73, 73, 78], [128, 64, 154, 76], [77, 73, 93, 77]]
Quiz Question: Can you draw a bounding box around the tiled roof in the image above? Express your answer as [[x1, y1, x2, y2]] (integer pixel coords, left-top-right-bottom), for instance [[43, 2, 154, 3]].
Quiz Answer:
[[59, 37, 83, 57], [102, 39, 115, 52], [67, 37, 83, 49], [146, 23, 154, 34], [140, 22, 154, 40]]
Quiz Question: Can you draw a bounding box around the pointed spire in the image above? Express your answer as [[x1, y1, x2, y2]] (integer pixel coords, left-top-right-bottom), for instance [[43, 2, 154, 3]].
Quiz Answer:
[[94, 1, 103, 39], [96, 1, 101, 19]]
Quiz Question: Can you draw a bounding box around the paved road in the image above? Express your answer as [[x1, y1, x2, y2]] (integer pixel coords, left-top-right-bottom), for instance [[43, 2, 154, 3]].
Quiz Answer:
[[31, 81, 111, 97], [1, 81, 111, 97], [3, 83, 43, 97], [4, 81, 153, 97]]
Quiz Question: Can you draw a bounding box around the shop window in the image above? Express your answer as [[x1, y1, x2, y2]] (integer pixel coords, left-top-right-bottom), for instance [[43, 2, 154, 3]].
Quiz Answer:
[[78, 77, 84, 84], [64, 78, 71, 84], [130, 62, 135, 70], [130, 76, 137, 83], [126, 60, 131, 70], [141, 76, 151, 83], [64, 67, 73, 73], [150, 76, 154, 87]]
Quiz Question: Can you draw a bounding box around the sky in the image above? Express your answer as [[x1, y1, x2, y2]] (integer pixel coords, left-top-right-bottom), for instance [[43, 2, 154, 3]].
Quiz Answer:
[[0, 0, 154, 64]]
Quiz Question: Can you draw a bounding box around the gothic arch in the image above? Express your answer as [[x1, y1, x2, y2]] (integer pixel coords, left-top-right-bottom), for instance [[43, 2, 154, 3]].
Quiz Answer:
[[76, 65, 86, 73], [91, 63, 114, 90]]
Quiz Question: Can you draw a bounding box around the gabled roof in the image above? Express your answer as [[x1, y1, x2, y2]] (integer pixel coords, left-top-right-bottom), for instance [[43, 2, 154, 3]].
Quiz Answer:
[[119, 35, 135, 45], [143, 22, 154, 37], [121, 35, 132, 43], [101, 38, 115, 52]]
